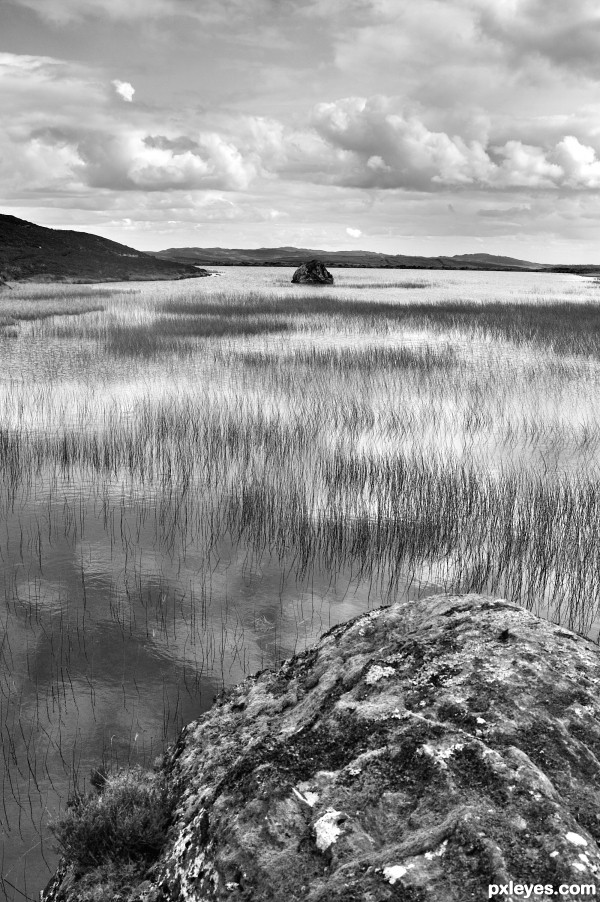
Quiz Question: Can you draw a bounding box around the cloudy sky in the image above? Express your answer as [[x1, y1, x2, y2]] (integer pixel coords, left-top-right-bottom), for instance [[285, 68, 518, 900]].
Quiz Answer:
[[3, 0, 600, 261]]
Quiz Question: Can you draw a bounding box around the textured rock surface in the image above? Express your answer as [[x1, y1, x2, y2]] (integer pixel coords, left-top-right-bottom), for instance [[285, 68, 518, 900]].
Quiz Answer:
[[291, 259, 334, 284], [43, 595, 600, 900]]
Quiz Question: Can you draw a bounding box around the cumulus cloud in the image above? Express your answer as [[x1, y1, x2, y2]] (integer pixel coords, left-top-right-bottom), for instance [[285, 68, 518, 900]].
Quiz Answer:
[[112, 80, 135, 102], [6, 53, 600, 199], [550, 135, 600, 187], [306, 96, 600, 191], [346, 227, 362, 237], [0, 53, 262, 196], [309, 96, 493, 189], [305, 0, 600, 157], [49, 130, 258, 192]]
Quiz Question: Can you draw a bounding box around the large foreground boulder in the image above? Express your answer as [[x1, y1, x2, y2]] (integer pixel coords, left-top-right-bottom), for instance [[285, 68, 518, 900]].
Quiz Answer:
[[291, 259, 334, 284], [44, 595, 600, 900]]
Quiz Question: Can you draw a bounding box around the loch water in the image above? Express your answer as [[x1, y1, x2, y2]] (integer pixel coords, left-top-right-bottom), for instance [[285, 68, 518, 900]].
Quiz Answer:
[[2, 266, 600, 899]]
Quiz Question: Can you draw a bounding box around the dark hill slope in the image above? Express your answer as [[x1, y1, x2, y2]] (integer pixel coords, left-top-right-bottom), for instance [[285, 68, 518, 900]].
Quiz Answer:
[[449, 252, 543, 268], [0, 215, 209, 283]]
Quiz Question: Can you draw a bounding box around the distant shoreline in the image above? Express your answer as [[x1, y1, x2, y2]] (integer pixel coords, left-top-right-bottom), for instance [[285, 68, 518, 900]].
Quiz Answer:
[[200, 261, 537, 270], [192, 261, 600, 276]]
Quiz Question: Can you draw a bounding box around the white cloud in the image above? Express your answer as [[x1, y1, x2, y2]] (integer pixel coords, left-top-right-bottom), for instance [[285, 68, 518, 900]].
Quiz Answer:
[[305, 96, 600, 191], [346, 227, 362, 237], [550, 135, 600, 188], [69, 131, 259, 191], [5, 49, 600, 199], [309, 96, 494, 189], [493, 140, 562, 188], [0, 53, 261, 194], [112, 80, 135, 102]]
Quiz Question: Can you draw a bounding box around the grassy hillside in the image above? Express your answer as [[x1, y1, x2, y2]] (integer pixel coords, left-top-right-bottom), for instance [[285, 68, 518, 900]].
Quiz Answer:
[[0, 215, 210, 283]]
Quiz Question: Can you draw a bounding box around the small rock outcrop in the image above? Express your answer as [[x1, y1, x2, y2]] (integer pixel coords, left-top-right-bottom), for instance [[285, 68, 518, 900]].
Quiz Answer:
[[43, 595, 600, 900], [291, 259, 334, 284]]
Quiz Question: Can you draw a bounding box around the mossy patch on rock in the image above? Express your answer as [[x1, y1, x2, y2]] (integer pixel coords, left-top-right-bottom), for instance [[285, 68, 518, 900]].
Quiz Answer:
[[43, 595, 600, 901]]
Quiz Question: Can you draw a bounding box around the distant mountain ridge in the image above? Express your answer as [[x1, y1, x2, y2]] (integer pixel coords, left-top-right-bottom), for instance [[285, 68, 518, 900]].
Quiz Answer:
[[0, 215, 210, 283], [152, 245, 548, 271], [449, 253, 546, 268]]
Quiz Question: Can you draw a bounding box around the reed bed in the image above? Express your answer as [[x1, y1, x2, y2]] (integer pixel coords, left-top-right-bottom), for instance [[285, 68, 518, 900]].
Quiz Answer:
[[0, 300, 106, 330], [334, 279, 439, 289], [97, 294, 600, 359], [2, 271, 600, 899], [271, 277, 439, 290]]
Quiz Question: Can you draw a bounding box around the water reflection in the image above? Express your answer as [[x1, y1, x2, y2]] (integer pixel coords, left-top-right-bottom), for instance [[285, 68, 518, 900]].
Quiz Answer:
[[2, 469, 429, 898]]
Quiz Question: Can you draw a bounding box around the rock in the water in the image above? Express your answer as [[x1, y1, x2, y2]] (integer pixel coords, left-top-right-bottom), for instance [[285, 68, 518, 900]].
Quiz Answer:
[[43, 595, 600, 900], [291, 259, 334, 284]]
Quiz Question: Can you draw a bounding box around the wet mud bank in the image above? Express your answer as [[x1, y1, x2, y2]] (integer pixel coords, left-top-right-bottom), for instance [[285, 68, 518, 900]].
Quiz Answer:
[[43, 594, 600, 900]]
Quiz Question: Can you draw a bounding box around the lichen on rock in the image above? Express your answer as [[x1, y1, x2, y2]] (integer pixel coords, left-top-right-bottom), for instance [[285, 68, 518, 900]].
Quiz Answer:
[[43, 594, 600, 900]]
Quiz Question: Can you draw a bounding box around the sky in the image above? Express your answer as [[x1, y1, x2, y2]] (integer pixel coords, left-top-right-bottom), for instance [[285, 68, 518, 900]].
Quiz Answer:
[[3, 0, 600, 262]]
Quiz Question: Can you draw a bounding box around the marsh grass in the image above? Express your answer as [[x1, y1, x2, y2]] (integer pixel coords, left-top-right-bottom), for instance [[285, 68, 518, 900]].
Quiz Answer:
[[0, 301, 106, 329], [335, 279, 439, 289], [3, 271, 600, 899], [272, 277, 439, 289], [153, 294, 600, 359], [403, 299, 600, 357], [103, 316, 291, 358], [47, 765, 176, 900], [6, 286, 133, 302], [228, 343, 461, 370], [0, 284, 137, 328]]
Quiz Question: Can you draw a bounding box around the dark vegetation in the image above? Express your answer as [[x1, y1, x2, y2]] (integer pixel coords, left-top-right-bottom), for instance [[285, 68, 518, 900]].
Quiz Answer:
[[49, 767, 176, 895]]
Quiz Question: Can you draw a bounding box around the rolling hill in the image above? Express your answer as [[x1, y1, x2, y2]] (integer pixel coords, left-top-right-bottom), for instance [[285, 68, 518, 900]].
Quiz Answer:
[[0, 215, 210, 283], [152, 245, 547, 271]]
